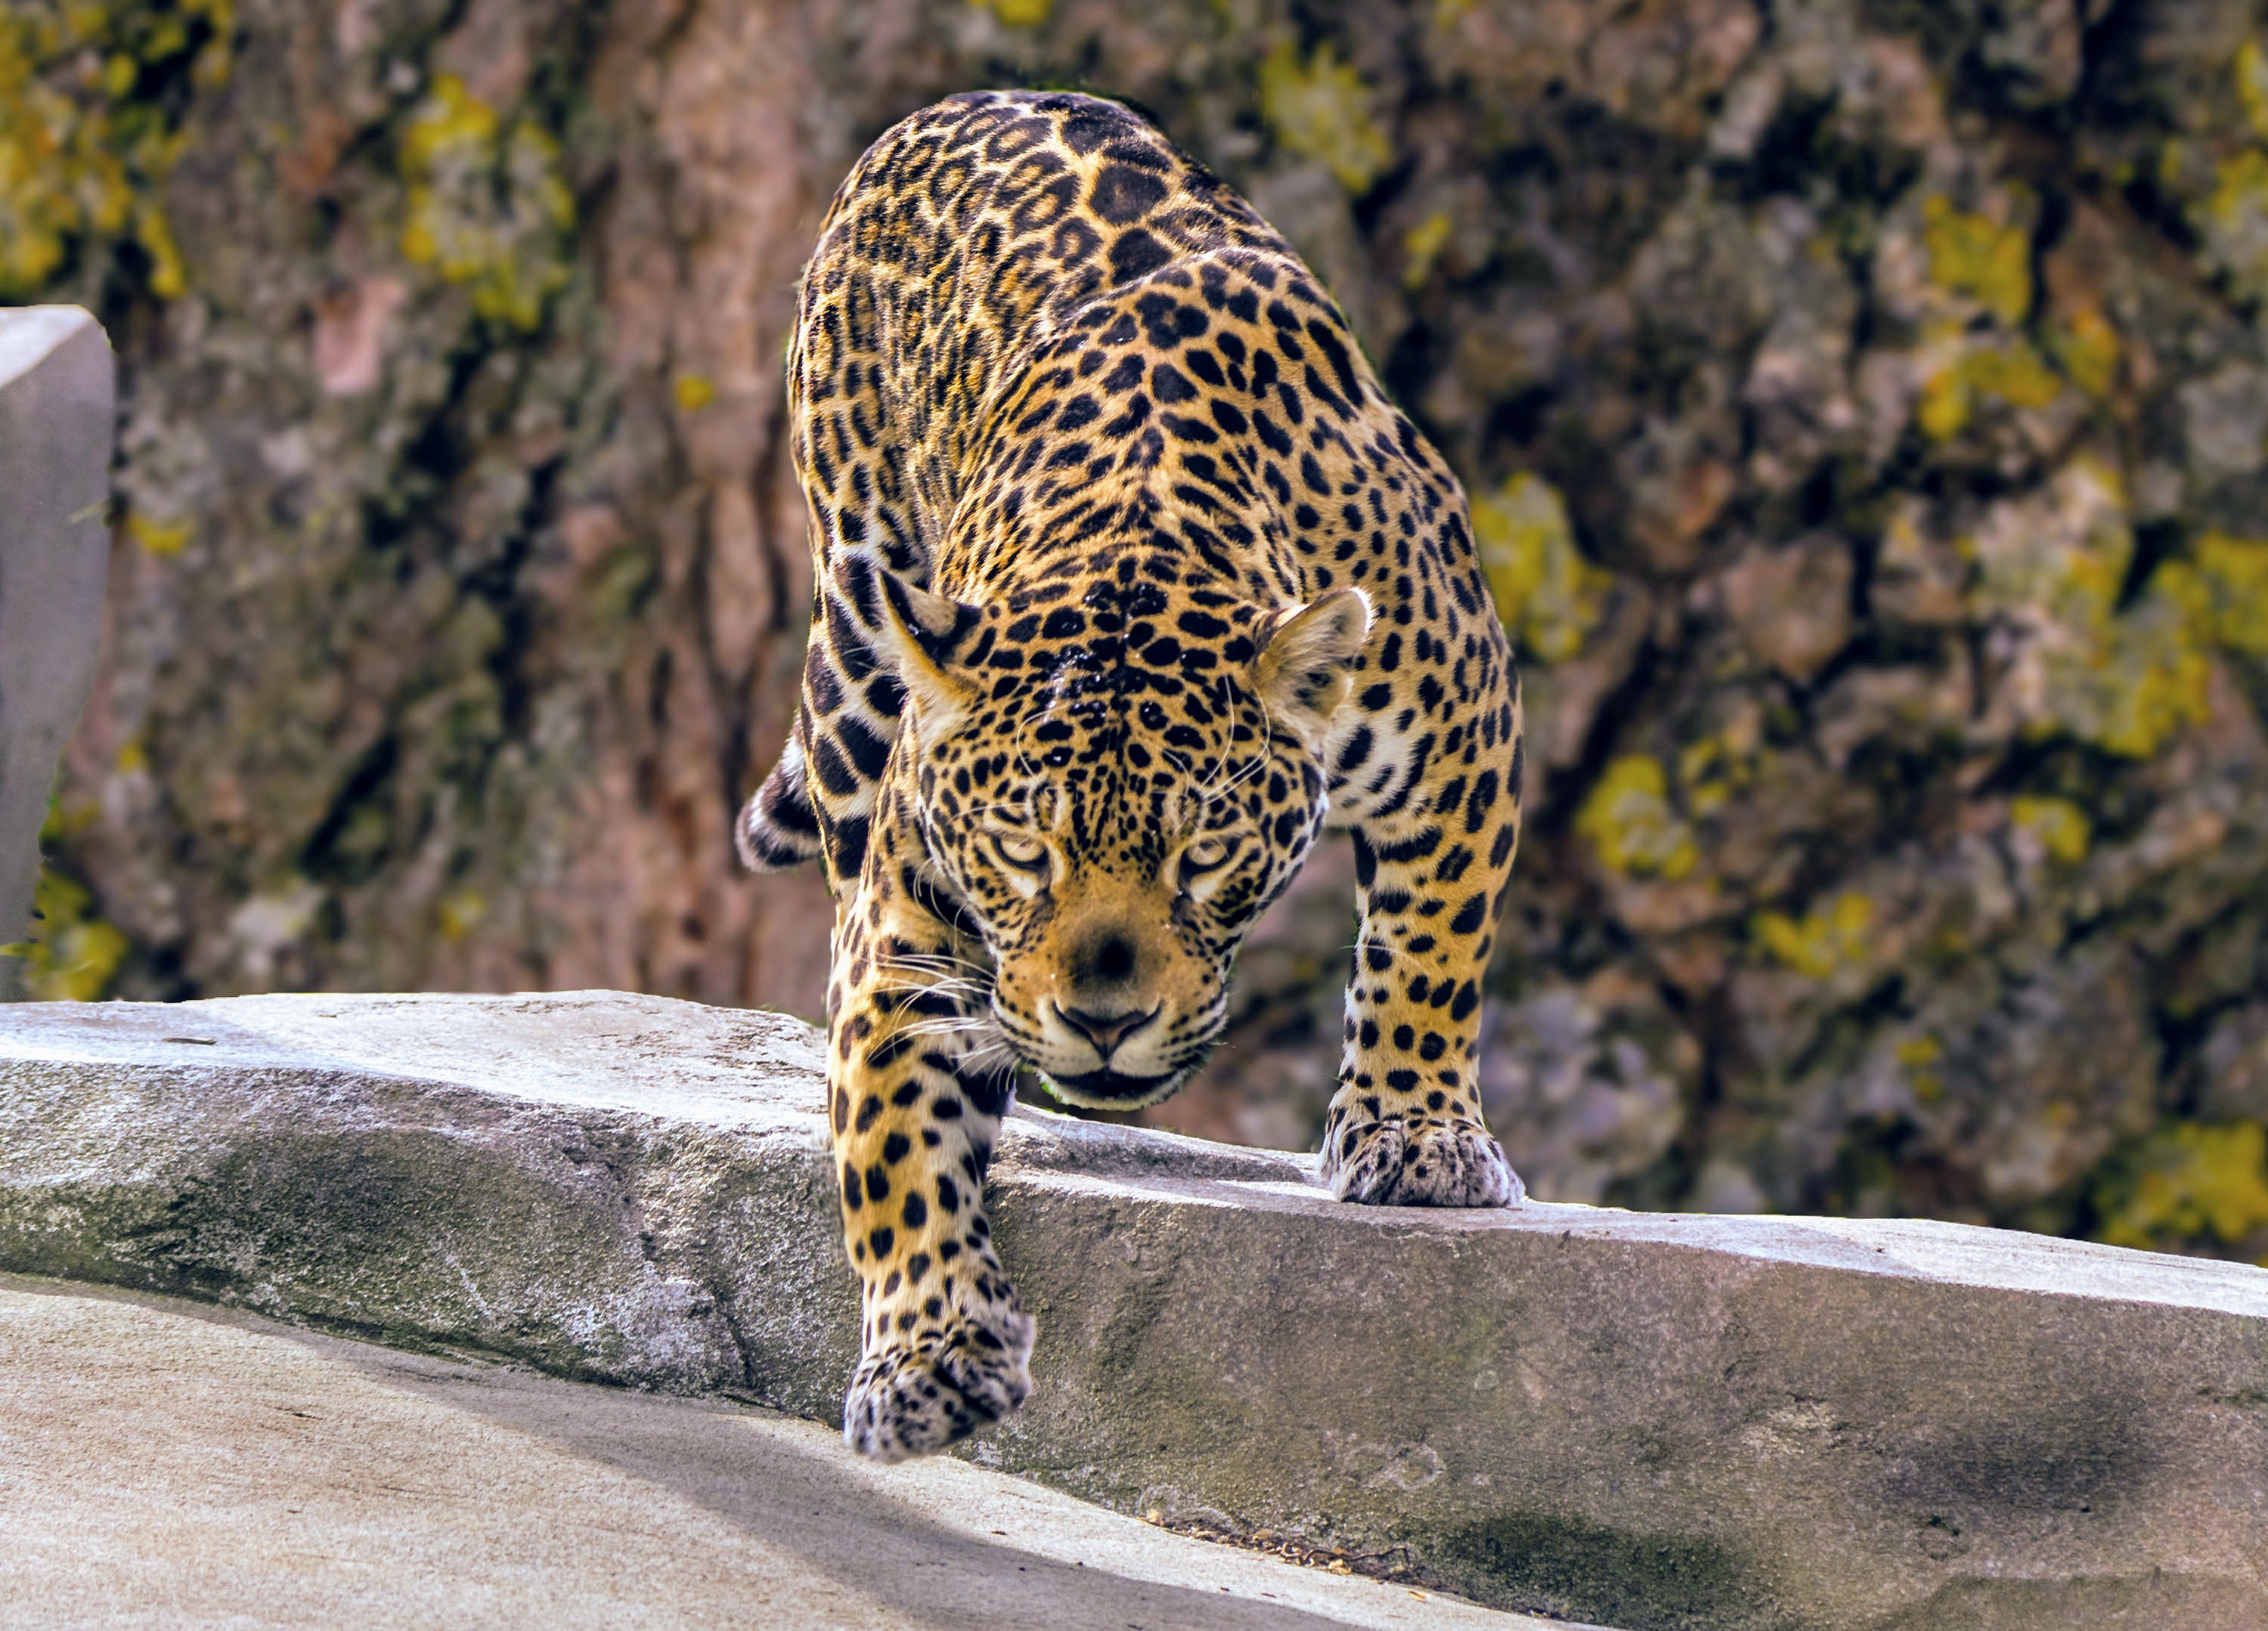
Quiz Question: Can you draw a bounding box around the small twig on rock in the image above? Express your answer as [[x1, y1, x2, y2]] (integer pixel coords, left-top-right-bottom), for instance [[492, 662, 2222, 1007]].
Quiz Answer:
[[1141, 1512, 1440, 1587]]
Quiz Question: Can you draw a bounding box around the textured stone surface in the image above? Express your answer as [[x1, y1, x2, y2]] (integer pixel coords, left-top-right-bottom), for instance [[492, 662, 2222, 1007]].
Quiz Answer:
[[0, 306, 112, 1002], [0, 1277, 1566, 1630], [18, 0, 2268, 1259], [4, 990, 2265, 1631]]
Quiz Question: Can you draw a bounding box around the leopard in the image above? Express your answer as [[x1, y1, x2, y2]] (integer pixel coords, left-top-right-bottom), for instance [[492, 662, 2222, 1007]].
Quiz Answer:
[[738, 88, 1526, 1462]]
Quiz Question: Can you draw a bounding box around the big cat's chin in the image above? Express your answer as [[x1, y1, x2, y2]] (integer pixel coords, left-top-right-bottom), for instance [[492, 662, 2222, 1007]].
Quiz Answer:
[[1036, 1065, 1191, 1110]]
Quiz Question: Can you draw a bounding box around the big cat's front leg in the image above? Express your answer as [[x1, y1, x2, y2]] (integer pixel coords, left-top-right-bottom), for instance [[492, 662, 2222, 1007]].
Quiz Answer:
[[825, 831, 1032, 1460], [1321, 702, 1527, 1209]]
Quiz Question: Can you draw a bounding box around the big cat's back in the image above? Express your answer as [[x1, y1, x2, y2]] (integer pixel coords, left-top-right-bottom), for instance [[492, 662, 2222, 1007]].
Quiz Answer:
[[789, 91, 1303, 551]]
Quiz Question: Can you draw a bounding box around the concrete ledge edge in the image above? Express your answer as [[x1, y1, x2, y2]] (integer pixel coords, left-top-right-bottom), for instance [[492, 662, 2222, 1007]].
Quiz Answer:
[[5, 990, 2265, 1631]]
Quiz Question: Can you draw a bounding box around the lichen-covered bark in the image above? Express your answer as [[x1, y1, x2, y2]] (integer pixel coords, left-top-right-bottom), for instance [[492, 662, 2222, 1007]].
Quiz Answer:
[[14, 0, 2268, 1260]]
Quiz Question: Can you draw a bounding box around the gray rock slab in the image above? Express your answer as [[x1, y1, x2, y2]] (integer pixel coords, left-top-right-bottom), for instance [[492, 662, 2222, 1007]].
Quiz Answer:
[[0, 1274, 1565, 1629], [0, 307, 113, 1000], [3, 991, 2266, 1630]]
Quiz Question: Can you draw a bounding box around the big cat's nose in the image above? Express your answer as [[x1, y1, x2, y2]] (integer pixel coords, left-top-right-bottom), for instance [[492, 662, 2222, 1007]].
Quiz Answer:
[[1077, 930, 1138, 988], [1055, 1002, 1160, 1057]]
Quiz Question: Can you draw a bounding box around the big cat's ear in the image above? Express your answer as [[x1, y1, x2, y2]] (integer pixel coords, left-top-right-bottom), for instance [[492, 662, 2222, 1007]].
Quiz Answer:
[[1254, 586, 1372, 743], [859, 562, 984, 732]]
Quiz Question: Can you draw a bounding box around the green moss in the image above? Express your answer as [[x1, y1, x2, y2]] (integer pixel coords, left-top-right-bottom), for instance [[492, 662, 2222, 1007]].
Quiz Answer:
[[1470, 472, 1609, 663], [399, 75, 575, 332], [1259, 39, 1393, 193], [0, 0, 228, 300]]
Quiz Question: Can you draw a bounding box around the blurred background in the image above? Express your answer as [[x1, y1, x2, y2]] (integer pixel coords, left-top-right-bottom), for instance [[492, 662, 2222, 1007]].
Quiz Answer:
[[10, 0, 2268, 1263]]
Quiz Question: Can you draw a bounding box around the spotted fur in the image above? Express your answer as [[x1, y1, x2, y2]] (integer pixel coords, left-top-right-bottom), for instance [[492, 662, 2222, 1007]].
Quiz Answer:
[[740, 90, 1526, 1462]]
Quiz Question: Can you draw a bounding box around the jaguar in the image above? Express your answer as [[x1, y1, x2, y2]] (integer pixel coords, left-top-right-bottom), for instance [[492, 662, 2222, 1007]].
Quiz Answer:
[[739, 88, 1526, 1462]]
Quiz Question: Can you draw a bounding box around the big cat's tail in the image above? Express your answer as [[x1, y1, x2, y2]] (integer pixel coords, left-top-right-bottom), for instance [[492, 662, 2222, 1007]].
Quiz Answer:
[[736, 738, 825, 872]]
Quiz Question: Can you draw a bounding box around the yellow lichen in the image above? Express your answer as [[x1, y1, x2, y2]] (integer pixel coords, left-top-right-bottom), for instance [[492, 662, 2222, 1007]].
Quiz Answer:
[[2171, 84, 2268, 284], [2186, 530, 2268, 655], [125, 511, 189, 554], [1677, 720, 1761, 819], [2097, 1122, 2268, 1252], [673, 373, 716, 412], [1916, 362, 1970, 441], [2159, 135, 2192, 192], [0, 0, 228, 301], [1966, 339, 2062, 408], [1470, 472, 1610, 664], [2085, 580, 2211, 758], [1575, 755, 1698, 881], [437, 889, 486, 942], [2, 866, 129, 1001], [1969, 459, 2211, 758], [2201, 147, 2268, 305], [1753, 892, 1873, 980], [978, 0, 1051, 23], [36, 791, 95, 846], [1895, 1035, 1941, 1067], [135, 193, 181, 296], [1895, 1035, 1944, 1104], [2208, 146, 2268, 227], [1918, 337, 2064, 440], [1921, 194, 2031, 327], [2240, 41, 2268, 142], [1401, 209, 1452, 289], [1260, 39, 1394, 194], [400, 75, 575, 331], [2010, 794, 2090, 863], [2048, 307, 2121, 399]]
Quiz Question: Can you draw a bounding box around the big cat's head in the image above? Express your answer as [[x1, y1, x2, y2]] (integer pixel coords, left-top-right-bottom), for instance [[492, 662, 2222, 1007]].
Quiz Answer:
[[860, 556, 1370, 1106]]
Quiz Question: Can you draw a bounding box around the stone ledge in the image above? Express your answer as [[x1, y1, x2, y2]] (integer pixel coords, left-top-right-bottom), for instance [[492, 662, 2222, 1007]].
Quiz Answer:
[[1, 1275, 1570, 1629], [3, 990, 2265, 1631]]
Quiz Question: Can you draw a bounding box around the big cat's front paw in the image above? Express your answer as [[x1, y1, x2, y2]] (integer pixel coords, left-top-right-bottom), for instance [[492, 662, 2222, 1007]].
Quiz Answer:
[[842, 1308, 1036, 1462], [1324, 1115, 1524, 1208]]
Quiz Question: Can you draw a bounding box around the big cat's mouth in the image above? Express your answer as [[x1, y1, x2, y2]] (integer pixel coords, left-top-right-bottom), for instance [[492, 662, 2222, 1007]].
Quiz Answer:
[[1038, 1066, 1186, 1108]]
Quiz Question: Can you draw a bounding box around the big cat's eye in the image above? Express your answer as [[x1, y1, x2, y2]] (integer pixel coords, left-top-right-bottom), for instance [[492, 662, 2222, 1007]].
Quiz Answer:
[[991, 831, 1050, 871], [1179, 835, 1232, 877]]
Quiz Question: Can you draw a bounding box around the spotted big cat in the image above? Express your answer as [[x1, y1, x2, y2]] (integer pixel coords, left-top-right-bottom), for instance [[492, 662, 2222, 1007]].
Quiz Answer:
[[739, 89, 1527, 1461]]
